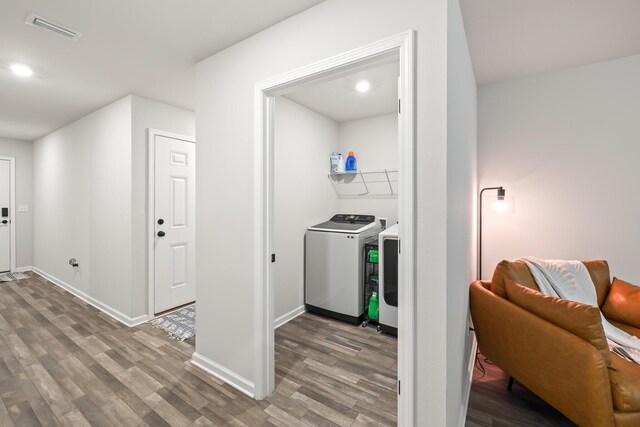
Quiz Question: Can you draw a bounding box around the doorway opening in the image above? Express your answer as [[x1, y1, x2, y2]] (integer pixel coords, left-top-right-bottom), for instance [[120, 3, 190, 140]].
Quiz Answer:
[[254, 31, 415, 424], [147, 129, 197, 319]]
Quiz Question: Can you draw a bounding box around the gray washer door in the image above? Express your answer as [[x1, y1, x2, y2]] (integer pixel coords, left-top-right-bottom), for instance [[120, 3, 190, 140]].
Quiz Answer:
[[305, 230, 361, 317]]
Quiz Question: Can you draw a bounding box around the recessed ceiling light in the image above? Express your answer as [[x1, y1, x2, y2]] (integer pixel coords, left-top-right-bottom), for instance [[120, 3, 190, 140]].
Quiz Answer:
[[355, 80, 371, 93], [10, 64, 33, 77]]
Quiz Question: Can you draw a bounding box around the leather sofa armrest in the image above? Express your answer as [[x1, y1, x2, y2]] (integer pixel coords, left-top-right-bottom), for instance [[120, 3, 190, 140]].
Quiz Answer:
[[470, 281, 615, 427]]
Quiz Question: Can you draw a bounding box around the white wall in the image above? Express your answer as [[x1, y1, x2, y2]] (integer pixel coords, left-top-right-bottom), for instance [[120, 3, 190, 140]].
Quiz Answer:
[[0, 138, 33, 268], [478, 54, 640, 283], [337, 113, 398, 224], [34, 95, 194, 322], [131, 95, 195, 317], [34, 96, 133, 318], [446, 0, 478, 425], [274, 97, 338, 320], [195, 0, 450, 424]]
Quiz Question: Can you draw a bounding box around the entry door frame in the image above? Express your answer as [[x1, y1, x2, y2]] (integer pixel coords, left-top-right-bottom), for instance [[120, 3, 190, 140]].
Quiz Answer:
[[253, 31, 416, 425], [0, 156, 16, 272], [147, 128, 196, 319]]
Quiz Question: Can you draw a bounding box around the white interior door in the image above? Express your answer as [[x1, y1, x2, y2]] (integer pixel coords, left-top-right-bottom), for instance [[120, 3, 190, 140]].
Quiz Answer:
[[154, 134, 196, 313], [0, 160, 10, 272]]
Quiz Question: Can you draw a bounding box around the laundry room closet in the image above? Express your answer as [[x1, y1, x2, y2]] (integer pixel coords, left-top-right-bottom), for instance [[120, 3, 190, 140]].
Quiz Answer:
[[273, 57, 400, 337]]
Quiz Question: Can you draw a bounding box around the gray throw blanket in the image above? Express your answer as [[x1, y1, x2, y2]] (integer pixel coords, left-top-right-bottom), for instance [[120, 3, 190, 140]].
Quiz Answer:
[[522, 256, 640, 365]]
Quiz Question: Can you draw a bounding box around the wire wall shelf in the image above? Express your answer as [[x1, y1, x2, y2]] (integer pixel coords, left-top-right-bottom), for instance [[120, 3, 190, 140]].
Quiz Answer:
[[328, 169, 398, 198]]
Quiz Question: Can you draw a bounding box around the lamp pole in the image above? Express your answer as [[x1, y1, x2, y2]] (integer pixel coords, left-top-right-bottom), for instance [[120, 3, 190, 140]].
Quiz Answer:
[[478, 186, 505, 280]]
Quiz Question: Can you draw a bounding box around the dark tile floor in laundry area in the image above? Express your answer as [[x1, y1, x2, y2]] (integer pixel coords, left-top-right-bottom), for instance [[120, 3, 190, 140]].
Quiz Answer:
[[0, 274, 397, 426]]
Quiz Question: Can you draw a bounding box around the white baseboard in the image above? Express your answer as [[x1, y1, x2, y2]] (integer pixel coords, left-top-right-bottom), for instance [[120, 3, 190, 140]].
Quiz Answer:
[[129, 314, 150, 327], [274, 305, 305, 329], [459, 330, 478, 427], [13, 266, 33, 272], [32, 267, 148, 328], [191, 352, 255, 398]]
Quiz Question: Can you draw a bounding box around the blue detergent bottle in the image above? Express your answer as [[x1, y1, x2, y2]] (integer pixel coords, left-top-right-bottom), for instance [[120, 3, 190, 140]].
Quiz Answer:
[[345, 151, 357, 171]]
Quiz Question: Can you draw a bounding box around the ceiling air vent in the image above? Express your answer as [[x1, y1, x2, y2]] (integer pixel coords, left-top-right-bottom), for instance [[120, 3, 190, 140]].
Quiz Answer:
[[24, 13, 82, 41]]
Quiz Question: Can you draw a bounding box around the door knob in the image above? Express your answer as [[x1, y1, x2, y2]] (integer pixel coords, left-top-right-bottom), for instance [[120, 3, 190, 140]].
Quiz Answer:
[[158, 219, 164, 225], [157, 231, 166, 237], [1, 220, 6, 224]]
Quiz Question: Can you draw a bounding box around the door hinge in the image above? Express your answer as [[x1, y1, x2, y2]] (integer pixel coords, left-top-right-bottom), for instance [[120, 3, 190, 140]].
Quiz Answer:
[[398, 99, 401, 114], [271, 254, 276, 263], [397, 379, 401, 395], [398, 239, 401, 254]]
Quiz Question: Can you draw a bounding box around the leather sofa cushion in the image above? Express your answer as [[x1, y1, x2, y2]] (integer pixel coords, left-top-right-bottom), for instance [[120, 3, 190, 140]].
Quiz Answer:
[[610, 354, 640, 412], [602, 278, 640, 329], [492, 260, 539, 298], [505, 279, 613, 368]]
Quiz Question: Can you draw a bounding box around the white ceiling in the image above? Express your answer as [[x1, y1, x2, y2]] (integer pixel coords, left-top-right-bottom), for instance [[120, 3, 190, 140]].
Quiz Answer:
[[285, 60, 399, 123], [0, 0, 324, 141], [460, 0, 640, 85]]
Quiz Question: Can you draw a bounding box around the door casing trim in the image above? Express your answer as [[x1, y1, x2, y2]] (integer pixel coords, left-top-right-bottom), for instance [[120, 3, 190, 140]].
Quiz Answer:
[[252, 30, 416, 426]]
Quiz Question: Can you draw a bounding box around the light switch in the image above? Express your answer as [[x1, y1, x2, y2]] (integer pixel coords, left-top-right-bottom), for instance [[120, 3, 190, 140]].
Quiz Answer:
[[18, 205, 28, 212]]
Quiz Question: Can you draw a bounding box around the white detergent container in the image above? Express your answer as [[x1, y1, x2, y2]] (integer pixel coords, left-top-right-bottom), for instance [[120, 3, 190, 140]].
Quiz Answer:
[[336, 154, 346, 173], [330, 152, 340, 173]]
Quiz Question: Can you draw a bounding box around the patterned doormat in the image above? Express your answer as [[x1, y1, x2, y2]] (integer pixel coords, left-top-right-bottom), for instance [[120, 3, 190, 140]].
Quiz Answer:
[[150, 304, 195, 341], [0, 272, 29, 282]]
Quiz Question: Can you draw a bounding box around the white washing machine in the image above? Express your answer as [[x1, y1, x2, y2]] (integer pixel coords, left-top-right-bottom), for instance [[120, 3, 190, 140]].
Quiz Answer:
[[379, 223, 398, 335], [305, 214, 379, 324]]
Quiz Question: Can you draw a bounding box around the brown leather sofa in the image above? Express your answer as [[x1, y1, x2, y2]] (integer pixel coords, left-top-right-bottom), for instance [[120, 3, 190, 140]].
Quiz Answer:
[[470, 259, 640, 427]]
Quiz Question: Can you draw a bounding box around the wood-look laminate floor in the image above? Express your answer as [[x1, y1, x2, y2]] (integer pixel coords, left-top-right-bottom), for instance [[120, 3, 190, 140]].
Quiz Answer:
[[466, 353, 575, 426], [0, 274, 397, 426]]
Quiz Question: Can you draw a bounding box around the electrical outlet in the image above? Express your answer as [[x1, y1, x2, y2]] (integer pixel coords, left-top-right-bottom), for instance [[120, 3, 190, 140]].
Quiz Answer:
[[18, 205, 28, 212], [379, 217, 388, 230]]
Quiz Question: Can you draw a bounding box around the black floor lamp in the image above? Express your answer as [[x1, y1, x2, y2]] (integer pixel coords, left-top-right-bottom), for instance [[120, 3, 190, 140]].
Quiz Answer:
[[478, 186, 506, 280]]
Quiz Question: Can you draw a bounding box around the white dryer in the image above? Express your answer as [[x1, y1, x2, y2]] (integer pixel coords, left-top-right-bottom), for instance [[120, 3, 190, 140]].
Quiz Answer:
[[378, 224, 398, 335]]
